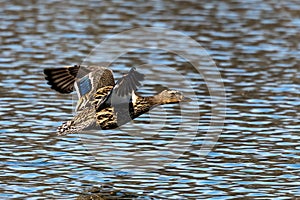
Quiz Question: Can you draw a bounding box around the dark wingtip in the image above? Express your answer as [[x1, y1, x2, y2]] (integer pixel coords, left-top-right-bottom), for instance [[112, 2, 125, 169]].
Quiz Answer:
[[43, 65, 80, 94], [114, 67, 145, 97], [130, 67, 144, 81]]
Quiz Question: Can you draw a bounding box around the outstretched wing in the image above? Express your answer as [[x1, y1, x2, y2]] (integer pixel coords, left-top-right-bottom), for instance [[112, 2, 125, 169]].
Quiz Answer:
[[96, 67, 144, 111], [44, 65, 116, 111], [44, 65, 92, 93], [114, 67, 145, 97]]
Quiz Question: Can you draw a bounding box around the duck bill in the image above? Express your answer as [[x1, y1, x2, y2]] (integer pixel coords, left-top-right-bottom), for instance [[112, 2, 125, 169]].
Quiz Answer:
[[182, 96, 192, 102]]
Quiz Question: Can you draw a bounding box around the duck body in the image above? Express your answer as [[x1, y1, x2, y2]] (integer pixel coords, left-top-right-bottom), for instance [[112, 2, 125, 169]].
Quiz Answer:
[[58, 86, 172, 135], [44, 65, 190, 136]]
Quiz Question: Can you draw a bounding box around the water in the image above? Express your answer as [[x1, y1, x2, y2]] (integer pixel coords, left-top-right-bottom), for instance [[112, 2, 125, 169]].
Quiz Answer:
[[0, 0, 300, 199]]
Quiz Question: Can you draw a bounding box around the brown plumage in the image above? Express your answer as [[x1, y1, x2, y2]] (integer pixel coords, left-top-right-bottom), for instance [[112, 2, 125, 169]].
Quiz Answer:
[[44, 65, 191, 135]]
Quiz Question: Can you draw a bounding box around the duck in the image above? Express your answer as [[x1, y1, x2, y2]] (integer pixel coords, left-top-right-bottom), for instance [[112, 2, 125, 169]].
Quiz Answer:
[[44, 65, 191, 135]]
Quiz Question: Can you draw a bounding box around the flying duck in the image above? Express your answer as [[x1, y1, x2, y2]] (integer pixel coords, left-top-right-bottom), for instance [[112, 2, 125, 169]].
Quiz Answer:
[[44, 65, 190, 135]]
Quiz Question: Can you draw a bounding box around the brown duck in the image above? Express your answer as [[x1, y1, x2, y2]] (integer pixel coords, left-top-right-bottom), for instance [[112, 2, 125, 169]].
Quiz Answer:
[[44, 65, 190, 135]]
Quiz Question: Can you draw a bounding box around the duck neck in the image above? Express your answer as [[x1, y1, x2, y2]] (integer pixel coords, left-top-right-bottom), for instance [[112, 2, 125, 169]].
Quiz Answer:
[[131, 96, 158, 118]]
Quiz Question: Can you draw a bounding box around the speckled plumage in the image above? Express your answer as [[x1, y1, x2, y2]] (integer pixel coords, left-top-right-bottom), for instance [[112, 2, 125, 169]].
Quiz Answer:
[[44, 65, 190, 135]]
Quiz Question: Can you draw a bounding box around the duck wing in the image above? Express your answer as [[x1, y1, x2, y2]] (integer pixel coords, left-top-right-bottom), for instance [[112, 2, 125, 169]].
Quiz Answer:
[[44, 65, 81, 93], [114, 67, 144, 97], [44, 65, 115, 111], [44, 65, 103, 94], [96, 67, 144, 111]]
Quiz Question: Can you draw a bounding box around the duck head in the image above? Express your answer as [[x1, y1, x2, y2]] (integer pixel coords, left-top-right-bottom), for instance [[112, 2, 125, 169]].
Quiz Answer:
[[155, 90, 191, 104]]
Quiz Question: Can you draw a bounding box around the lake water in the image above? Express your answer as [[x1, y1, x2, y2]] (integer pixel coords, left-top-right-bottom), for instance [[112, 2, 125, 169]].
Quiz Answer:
[[0, 0, 299, 199]]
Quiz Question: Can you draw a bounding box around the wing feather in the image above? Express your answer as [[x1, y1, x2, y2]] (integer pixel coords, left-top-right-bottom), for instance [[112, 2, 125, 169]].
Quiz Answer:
[[114, 67, 144, 97], [44, 65, 85, 93], [44, 65, 115, 94]]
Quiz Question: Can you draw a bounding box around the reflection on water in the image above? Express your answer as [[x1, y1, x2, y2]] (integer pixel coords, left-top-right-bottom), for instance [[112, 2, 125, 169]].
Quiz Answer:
[[0, 0, 300, 199]]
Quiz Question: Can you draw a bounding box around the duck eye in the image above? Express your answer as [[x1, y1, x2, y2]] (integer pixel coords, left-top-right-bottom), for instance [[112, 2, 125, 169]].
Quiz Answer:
[[170, 92, 177, 97]]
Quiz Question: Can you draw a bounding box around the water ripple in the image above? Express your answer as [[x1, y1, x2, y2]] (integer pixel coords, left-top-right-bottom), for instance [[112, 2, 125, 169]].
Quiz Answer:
[[0, 0, 300, 199]]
